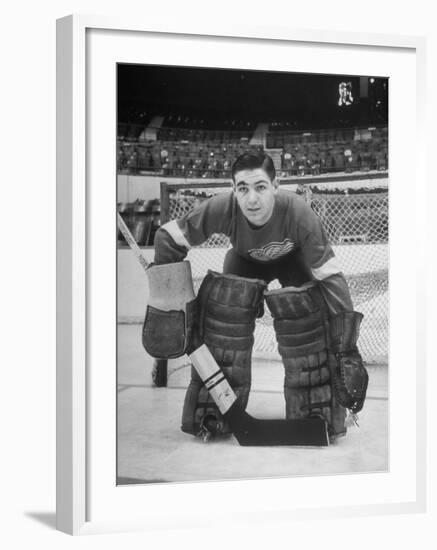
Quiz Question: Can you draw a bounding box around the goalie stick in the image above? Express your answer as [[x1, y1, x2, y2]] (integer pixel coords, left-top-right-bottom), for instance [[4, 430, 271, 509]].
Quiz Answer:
[[117, 213, 329, 446], [118, 212, 150, 271], [190, 344, 329, 446]]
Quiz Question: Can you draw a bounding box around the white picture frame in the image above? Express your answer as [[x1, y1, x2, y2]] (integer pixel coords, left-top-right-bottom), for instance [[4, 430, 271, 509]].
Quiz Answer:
[[56, 14, 427, 535]]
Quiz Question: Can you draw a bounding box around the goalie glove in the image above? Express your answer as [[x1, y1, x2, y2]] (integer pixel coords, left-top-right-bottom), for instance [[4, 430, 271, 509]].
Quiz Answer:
[[329, 311, 369, 414], [142, 261, 198, 359]]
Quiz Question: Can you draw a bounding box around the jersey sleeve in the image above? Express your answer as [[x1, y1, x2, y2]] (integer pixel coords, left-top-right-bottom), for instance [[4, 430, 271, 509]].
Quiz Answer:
[[295, 200, 354, 314], [154, 192, 234, 264]]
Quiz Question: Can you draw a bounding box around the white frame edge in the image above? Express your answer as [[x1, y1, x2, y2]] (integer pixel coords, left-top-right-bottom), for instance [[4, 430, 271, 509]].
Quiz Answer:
[[56, 13, 427, 535], [56, 15, 87, 535]]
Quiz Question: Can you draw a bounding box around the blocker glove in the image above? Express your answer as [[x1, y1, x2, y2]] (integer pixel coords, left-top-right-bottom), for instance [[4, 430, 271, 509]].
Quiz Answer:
[[142, 261, 198, 359]]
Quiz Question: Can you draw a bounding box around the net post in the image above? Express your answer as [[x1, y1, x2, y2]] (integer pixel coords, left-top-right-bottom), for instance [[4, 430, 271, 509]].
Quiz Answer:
[[160, 181, 170, 224], [155, 182, 171, 388]]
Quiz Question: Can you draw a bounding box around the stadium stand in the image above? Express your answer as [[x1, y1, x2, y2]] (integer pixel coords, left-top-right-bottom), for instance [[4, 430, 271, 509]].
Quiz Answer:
[[117, 121, 388, 177]]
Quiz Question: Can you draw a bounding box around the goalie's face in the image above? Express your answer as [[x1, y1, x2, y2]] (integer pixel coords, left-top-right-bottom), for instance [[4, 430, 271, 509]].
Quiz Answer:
[[233, 168, 278, 227]]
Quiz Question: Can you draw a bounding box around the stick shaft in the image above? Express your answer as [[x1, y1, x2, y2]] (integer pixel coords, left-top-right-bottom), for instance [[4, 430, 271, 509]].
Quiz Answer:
[[190, 345, 237, 414], [117, 213, 150, 271]]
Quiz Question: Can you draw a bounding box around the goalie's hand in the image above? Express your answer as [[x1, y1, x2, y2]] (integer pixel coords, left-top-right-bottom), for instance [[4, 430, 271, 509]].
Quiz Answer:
[[332, 351, 369, 413], [142, 261, 198, 359]]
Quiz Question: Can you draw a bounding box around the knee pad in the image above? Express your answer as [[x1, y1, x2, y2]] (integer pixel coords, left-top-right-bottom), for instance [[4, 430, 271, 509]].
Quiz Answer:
[[181, 271, 266, 436], [265, 284, 346, 439]]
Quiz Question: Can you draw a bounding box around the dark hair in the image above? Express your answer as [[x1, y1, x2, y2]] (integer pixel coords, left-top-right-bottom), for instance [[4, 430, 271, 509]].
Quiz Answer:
[[231, 151, 276, 182]]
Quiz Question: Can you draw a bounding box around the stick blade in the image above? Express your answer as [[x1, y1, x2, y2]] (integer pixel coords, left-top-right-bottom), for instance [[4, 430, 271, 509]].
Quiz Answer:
[[228, 409, 330, 447]]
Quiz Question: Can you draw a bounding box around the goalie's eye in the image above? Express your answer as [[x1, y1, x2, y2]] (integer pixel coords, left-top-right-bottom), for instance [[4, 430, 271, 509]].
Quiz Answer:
[[236, 185, 248, 195], [255, 184, 267, 192]]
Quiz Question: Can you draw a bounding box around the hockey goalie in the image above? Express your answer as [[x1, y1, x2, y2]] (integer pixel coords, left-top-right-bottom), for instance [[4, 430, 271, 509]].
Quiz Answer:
[[142, 151, 369, 444]]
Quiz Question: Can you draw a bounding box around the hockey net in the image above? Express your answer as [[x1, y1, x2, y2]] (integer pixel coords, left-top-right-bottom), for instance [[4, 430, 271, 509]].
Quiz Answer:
[[160, 181, 388, 364]]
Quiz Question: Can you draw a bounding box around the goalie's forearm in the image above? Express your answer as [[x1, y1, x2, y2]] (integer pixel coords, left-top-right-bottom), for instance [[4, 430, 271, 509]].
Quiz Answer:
[[318, 272, 354, 315], [153, 226, 189, 264]]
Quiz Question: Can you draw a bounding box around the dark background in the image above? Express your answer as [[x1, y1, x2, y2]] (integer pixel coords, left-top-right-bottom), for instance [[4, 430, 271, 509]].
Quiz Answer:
[[118, 64, 388, 130]]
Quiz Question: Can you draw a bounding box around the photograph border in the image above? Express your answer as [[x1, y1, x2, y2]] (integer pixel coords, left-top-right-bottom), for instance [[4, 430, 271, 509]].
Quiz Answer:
[[56, 14, 427, 535]]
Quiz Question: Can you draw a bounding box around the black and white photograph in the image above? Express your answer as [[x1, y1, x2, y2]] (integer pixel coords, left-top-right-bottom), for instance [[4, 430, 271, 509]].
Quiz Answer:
[[1, 0, 433, 541], [116, 63, 389, 484]]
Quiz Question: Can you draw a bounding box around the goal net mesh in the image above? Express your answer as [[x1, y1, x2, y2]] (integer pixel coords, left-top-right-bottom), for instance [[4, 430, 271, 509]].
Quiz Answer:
[[161, 182, 388, 364]]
